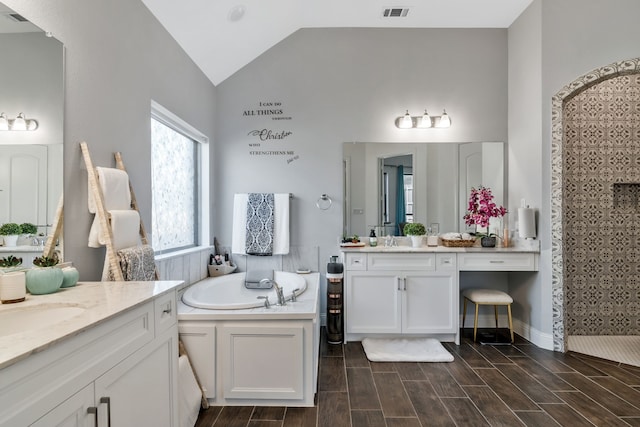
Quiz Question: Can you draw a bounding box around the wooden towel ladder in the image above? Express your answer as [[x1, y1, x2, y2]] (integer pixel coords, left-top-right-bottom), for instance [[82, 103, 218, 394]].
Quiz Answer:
[[80, 142, 159, 281]]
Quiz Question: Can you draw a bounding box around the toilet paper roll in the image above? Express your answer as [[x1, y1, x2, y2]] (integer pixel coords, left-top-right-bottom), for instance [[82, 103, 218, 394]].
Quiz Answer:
[[518, 207, 536, 239]]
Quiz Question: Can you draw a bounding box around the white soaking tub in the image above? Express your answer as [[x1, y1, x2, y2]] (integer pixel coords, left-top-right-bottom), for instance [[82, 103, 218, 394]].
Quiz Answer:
[[181, 271, 306, 310], [178, 272, 319, 407]]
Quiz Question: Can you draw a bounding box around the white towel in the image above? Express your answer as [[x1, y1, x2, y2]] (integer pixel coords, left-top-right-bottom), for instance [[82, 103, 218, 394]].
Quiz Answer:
[[232, 193, 289, 255], [88, 167, 131, 213], [88, 167, 134, 248], [89, 210, 140, 249], [178, 355, 201, 427]]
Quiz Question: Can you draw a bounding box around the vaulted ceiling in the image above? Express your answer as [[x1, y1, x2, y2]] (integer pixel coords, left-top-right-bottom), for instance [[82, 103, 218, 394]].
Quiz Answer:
[[141, 0, 533, 86]]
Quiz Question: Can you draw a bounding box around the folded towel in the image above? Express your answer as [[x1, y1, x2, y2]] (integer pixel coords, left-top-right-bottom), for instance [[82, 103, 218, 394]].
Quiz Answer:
[[246, 193, 275, 255], [88, 167, 131, 213], [232, 193, 290, 255], [89, 209, 140, 249], [109, 244, 156, 281], [88, 167, 133, 248]]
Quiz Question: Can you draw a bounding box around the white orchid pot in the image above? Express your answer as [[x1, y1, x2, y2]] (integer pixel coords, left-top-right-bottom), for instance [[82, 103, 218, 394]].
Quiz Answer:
[[0, 270, 26, 303]]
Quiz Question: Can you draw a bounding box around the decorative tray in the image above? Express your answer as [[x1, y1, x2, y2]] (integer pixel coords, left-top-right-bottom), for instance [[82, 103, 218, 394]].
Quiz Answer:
[[440, 238, 477, 248], [340, 242, 366, 247]]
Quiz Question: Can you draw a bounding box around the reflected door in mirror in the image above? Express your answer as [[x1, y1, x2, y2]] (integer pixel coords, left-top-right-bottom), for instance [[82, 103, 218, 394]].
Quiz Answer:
[[0, 145, 47, 225]]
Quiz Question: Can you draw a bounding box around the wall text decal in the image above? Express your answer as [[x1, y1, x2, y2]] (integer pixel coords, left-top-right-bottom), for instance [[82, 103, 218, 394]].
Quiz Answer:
[[243, 100, 298, 164]]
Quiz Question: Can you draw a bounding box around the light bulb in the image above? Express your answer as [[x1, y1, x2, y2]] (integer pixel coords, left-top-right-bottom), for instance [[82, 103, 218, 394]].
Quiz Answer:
[[0, 113, 8, 131], [438, 109, 451, 128], [399, 110, 413, 129], [418, 109, 432, 128], [12, 113, 27, 131]]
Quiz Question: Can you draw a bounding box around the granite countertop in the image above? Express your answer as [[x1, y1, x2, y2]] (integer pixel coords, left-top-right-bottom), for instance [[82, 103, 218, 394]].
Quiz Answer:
[[178, 272, 320, 321], [0, 280, 183, 370]]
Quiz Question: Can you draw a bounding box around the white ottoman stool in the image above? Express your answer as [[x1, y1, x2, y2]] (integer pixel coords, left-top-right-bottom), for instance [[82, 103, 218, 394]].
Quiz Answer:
[[462, 289, 514, 343]]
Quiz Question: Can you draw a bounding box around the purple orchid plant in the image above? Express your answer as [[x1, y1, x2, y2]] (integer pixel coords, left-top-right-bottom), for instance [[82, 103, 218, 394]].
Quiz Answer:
[[463, 186, 507, 236]]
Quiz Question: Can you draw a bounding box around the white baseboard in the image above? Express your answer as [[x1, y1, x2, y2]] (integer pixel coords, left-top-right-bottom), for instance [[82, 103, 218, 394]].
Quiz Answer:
[[322, 313, 554, 350]]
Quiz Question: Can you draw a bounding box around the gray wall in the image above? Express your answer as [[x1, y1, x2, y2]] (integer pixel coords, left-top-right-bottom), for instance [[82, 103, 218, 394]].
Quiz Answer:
[[215, 27, 508, 318], [4, 0, 217, 280]]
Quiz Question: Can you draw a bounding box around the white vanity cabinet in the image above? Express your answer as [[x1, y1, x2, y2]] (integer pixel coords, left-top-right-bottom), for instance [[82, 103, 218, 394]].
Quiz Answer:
[[0, 289, 179, 427], [344, 252, 459, 343]]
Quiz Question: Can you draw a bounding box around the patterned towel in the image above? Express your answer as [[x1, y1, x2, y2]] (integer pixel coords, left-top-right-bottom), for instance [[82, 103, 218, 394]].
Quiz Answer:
[[109, 244, 156, 281], [245, 193, 274, 255]]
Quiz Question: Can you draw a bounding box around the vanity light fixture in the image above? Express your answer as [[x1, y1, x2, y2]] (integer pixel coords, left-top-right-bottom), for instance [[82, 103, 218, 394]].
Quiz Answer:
[[395, 109, 451, 129], [0, 112, 38, 131]]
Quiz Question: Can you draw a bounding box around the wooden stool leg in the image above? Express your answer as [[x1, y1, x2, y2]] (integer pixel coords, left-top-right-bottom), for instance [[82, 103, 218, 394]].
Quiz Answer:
[[494, 305, 499, 329], [507, 304, 514, 343], [473, 303, 479, 342], [462, 297, 468, 331]]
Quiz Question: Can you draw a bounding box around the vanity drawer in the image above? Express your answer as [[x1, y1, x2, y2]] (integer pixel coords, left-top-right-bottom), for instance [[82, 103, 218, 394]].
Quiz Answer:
[[367, 253, 435, 271], [344, 253, 367, 271], [458, 253, 538, 271]]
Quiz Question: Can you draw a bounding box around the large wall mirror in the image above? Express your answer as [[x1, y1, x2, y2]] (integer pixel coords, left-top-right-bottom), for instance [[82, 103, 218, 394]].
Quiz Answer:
[[0, 2, 64, 254], [343, 141, 505, 238]]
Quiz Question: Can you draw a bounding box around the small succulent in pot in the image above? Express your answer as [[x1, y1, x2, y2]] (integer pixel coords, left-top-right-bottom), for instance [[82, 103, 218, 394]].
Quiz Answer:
[[0, 255, 23, 269], [20, 223, 38, 235], [33, 255, 59, 267]]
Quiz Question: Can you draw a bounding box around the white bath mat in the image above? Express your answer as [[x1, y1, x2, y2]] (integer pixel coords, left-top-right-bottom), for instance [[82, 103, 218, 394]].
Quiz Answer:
[[361, 337, 454, 362]]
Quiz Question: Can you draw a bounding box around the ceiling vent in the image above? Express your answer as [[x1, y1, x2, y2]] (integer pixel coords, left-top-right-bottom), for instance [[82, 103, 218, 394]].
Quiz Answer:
[[382, 7, 410, 18], [5, 13, 28, 23]]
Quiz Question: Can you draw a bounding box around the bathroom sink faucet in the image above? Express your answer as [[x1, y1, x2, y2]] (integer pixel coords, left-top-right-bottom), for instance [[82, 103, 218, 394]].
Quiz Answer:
[[260, 278, 286, 305]]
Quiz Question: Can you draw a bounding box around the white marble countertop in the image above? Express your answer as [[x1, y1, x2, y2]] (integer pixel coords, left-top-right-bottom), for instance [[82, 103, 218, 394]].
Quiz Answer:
[[0, 245, 46, 253], [339, 239, 540, 253], [178, 272, 320, 321], [0, 280, 183, 370]]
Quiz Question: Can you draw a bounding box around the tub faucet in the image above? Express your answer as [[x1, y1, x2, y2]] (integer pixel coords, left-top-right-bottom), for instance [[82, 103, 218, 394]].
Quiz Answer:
[[261, 278, 286, 305]]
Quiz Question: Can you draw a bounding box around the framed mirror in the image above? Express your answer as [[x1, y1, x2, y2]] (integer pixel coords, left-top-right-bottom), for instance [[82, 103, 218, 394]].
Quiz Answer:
[[0, 3, 64, 257], [343, 141, 505, 238]]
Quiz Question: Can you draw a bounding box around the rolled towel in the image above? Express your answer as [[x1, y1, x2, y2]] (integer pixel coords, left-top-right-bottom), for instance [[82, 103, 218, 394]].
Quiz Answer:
[[244, 269, 274, 285]]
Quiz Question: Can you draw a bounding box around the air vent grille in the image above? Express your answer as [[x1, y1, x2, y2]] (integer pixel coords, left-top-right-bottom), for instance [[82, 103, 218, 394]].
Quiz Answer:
[[7, 13, 28, 22], [382, 7, 410, 18]]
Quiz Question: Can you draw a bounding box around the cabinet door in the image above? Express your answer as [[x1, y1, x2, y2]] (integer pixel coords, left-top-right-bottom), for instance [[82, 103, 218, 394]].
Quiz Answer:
[[94, 330, 178, 427], [403, 273, 456, 334], [30, 384, 94, 427], [345, 271, 401, 334]]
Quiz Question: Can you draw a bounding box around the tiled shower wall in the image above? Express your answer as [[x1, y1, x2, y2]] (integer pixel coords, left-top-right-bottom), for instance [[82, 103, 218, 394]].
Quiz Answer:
[[563, 74, 640, 335]]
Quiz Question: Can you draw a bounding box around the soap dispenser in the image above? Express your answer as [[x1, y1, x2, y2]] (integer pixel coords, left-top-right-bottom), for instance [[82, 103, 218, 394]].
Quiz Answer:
[[369, 229, 378, 247]]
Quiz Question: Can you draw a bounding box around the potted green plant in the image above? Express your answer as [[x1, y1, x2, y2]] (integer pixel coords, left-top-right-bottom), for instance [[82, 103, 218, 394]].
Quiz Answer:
[[403, 223, 426, 247], [20, 223, 38, 235], [26, 255, 63, 295], [0, 223, 22, 247], [0, 255, 24, 271], [463, 186, 507, 247]]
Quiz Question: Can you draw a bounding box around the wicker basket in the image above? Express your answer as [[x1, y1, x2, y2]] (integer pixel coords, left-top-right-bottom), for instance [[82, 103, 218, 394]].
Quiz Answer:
[[440, 238, 477, 248], [208, 263, 237, 277]]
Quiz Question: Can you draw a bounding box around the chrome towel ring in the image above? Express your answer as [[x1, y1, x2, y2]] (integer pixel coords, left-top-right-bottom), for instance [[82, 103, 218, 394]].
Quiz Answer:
[[316, 194, 332, 210]]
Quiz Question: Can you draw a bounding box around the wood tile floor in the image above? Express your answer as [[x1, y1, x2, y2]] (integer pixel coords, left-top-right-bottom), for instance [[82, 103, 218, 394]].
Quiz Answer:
[[195, 329, 640, 426]]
